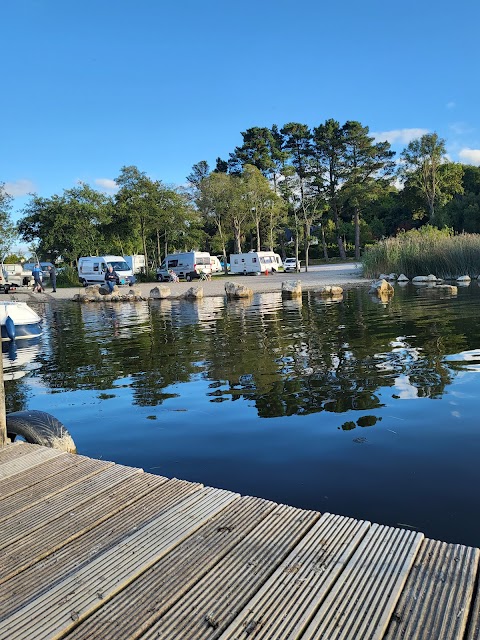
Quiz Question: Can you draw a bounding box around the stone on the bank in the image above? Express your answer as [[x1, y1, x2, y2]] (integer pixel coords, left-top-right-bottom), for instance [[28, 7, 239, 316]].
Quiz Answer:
[[98, 285, 111, 296], [433, 284, 458, 294], [397, 274, 409, 282], [427, 274, 438, 281], [369, 279, 394, 297], [317, 285, 343, 296], [379, 273, 396, 281], [225, 282, 253, 299], [150, 285, 170, 299], [457, 275, 471, 282], [282, 280, 302, 298], [183, 286, 203, 300]]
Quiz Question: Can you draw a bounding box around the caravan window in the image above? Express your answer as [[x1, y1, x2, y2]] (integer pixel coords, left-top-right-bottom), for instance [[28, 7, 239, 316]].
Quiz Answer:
[[263, 256, 272, 264], [197, 257, 210, 265], [93, 263, 100, 272], [167, 259, 178, 268]]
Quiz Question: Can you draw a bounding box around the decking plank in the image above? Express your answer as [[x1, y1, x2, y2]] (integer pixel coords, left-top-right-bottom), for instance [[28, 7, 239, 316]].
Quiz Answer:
[[0, 442, 34, 463], [0, 453, 82, 500], [137, 504, 319, 640], [0, 455, 115, 522], [467, 578, 480, 640], [65, 495, 277, 640], [0, 486, 237, 640], [218, 513, 370, 640], [0, 462, 135, 551], [0, 472, 167, 587], [301, 524, 423, 640], [385, 538, 478, 639], [0, 476, 198, 620], [0, 447, 64, 480]]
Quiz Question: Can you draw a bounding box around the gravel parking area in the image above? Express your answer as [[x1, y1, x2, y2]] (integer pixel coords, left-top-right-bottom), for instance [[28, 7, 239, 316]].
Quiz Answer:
[[6, 263, 370, 302]]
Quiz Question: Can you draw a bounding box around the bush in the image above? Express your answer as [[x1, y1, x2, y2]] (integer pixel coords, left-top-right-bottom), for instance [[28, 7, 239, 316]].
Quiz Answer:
[[362, 226, 480, 279], [56, 265, 80, 287]]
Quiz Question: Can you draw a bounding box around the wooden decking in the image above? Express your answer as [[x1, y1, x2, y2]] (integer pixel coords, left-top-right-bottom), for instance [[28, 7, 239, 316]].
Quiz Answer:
[[0, 443, 479, 639]]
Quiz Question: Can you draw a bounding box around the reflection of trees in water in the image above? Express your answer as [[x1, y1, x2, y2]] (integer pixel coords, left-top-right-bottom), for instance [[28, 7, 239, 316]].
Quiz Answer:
[[12, 288, 480, 417]]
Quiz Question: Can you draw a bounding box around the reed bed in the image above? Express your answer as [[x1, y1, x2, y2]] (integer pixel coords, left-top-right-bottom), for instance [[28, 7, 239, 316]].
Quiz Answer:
[[362, 226, 480, 279]]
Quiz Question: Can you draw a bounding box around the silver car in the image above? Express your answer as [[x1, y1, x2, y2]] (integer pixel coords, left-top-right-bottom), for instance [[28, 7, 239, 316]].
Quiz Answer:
[[284, 258, 301, 272]]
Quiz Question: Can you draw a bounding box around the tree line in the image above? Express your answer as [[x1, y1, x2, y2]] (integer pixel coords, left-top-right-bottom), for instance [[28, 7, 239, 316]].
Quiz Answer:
[[1, 120, 476, 269]]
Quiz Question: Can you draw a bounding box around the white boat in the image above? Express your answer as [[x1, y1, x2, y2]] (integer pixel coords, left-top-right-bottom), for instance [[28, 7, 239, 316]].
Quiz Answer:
[[0, 301, 42, 341]]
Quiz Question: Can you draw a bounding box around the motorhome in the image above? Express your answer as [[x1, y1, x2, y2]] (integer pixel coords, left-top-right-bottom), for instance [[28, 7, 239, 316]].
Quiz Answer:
[[156, 252, 212, 282], [229, 251, 283, 275], [77, 255, 136, 286]]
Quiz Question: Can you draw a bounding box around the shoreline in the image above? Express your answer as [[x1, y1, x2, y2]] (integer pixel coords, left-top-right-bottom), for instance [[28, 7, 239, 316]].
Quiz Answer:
[[6, 263, 370, 302]]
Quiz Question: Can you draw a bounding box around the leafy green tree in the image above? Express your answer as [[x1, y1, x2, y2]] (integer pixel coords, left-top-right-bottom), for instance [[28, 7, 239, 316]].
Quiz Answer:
[[241, 164, 285, 251], [18, 183, 111, 264], [341, 121, 395, 259], [442, 165, 480, 233], [399, 133, 463, 223], [312, 119, 348, 259], [281, 122, 320, 270], [0, 183, 16, 260], [197, 172, 235, 269], [186, 161, 210, 190]]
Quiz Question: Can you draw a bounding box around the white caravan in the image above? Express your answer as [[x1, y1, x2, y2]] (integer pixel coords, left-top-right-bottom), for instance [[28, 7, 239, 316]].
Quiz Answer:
[[156, 251, 212, 282], [77, 255, 136, 286], [124, 254, 146, 274], [229, 251, 283, 275]]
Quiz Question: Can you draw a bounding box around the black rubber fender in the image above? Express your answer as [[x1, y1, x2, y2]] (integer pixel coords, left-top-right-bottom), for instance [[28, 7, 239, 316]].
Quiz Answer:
[[6, 410, 77, 453]]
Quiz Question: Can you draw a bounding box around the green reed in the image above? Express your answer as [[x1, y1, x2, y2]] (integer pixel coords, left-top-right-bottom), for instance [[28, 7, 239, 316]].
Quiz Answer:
[[362, 226, 480, 279]]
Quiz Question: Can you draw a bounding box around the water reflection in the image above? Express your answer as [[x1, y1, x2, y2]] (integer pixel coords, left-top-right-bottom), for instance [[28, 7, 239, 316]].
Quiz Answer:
[[4, 287, 480, 545], [2, 338, 41, 380]]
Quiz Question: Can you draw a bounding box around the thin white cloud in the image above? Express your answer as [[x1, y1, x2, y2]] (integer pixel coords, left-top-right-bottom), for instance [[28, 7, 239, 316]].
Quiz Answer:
[[449, 121, 474, 136], [94, 178, 117, 191], [372, 128, 430, 145], [446, 101, 456, 110], [458, 148, 480, 165], [4, 179, 35, 197]]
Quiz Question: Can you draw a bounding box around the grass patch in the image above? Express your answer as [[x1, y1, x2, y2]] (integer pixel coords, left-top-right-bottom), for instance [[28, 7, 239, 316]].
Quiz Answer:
[[362, 226, 480, 279]]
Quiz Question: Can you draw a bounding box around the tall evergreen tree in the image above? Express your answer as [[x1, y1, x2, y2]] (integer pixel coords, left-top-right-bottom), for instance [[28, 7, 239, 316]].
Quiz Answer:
[[341, 121, 395, 259]]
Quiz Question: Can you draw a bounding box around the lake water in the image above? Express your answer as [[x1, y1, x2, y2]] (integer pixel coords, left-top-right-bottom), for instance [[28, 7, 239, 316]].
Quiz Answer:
[[4, 285, 480, 546]]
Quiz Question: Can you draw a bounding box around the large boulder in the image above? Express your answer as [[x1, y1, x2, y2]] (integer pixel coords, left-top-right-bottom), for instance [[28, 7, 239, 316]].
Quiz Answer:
[[457, 275, 471, 282], [225, 282, 253, 299], [428, 284, 458, 295], [150, 285, 171, 299], [281, 280, 302, 298], [316, 285, 343, 296], [397, 274, 409, 282], [183, 286, 204, 300], [369, 279, 394, 297]]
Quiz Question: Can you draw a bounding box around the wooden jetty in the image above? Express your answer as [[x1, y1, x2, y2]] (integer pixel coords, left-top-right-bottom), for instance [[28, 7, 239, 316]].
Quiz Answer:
[[1, 442, 479, 640]]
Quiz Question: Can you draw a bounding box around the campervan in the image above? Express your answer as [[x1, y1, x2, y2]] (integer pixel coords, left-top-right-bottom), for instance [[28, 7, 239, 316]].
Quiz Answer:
[[229, 251, 283, 275], [156, 252, 212, 282], [77, 256, 136, 286]]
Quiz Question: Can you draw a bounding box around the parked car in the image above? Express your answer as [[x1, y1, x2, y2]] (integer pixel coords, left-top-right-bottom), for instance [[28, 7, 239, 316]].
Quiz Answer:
[[284, 258, 301, 272]]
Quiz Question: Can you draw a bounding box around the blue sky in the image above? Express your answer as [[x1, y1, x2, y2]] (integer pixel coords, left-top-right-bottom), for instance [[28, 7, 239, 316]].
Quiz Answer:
[[2, 0, 480, 223]]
